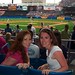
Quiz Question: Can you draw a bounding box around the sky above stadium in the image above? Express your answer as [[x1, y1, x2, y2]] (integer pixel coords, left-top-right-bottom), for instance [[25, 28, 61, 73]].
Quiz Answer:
[[0, 0, 61, 4], [46, 0, 61, 3]]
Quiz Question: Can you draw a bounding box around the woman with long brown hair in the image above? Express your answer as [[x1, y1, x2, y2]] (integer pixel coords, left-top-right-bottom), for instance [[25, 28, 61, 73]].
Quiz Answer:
[[1, 30, 32, 68], [38, 28, 68, 75]]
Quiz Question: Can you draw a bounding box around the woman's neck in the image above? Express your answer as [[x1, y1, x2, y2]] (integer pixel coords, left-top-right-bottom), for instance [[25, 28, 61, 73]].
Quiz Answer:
[[47, 44, 53, 53]]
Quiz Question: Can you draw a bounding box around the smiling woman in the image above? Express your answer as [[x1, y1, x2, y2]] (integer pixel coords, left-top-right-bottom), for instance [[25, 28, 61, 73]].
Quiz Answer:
[[38, 28, 68, 75], [1, 30, 32, 66]]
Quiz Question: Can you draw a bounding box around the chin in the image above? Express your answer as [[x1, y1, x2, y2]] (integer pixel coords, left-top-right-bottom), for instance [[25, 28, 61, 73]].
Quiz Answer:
[[42, 45, 46, 48]]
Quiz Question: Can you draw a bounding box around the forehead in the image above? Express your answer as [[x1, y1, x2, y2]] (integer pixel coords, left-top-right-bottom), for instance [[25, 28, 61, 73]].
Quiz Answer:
[[24, 34, 31, 38], [41, 32, 49, 36]]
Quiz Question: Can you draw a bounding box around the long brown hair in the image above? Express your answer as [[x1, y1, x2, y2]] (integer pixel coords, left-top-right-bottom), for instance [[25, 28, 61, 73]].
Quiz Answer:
[[9, 30, 32, 63]]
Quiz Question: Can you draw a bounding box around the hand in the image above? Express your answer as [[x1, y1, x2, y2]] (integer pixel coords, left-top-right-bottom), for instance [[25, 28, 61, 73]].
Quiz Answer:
[[22, 63, 29, 69], [38, 65, 44, 70], [38, 64, 49, 70], [42, 69, 51, 75], [16, 63, 24, 69], [16, 63, 29, 69]]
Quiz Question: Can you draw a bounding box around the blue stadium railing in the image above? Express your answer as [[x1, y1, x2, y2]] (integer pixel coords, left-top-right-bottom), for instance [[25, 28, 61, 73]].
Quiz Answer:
[[0, 65, 73, 75], [0, 58, 73, 75]]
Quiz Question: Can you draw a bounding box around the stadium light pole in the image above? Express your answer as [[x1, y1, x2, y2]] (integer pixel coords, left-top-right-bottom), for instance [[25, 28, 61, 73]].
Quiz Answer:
[[54, 0, 55, 9], [54, 0, 55, 4], [12, 0, 13, 4]]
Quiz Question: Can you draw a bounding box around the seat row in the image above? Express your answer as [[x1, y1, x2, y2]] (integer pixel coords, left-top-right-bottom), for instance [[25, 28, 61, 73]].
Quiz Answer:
[[0, 65, 73, 75]]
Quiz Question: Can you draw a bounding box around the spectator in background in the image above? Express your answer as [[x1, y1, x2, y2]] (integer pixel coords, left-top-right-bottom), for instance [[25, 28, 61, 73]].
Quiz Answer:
[[61, 24, 70, 48], [53, 29, 61, 47], [27, 24, 38, 43], [50, 27, 54, 31], [0, 35, 8, 54], [70, 25, 75, 50], [38, 28, 68, 75], [28, 43, 40, 58], [15, 25, 21, 35], [5, 32, 14, 48], [5, 23, 12, 34], [27, 24, 33, 35], [61, 24, 70, 39], [54, 29, 68, 59], [1, 30, 32, 67], [39, 22, 44, 31], [69, 26, 75, 64], [27, 24, 34, 43], [12, 24, 21, 36], [27, 27, 40, 58], [5, 32, 12, 42], [0, 29, 4, 35], [28, 24, 38, 39]]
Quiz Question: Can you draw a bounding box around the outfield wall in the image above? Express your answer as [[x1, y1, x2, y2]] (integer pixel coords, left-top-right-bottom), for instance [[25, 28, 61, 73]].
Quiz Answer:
[[0, 15, 72, 20]]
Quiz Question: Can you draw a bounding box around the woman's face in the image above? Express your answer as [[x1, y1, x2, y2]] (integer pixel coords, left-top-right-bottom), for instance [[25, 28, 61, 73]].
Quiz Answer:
[[40, 32, 52, 48], [22, 34, 32, 48]]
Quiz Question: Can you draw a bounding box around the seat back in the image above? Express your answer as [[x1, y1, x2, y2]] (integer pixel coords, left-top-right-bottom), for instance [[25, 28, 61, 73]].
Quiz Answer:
[[0, 43, 8, 51], [27, 68, 42, 75], [0, 65, 28, 75], [30, 58, 47, 69], [0, 65, 73, 75], [49, 70, 73, 75], [28, 68, 73, 75], [0, 54, 6, 63]]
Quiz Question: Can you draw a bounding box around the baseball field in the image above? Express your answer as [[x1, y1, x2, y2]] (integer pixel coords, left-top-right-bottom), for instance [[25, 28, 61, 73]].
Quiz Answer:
[[0, 18, 74, 34]]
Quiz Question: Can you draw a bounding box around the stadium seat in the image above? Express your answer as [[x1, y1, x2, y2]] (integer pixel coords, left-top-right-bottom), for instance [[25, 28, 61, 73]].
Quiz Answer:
[[27, 68, 42, 75], [49, 70, 73, 75], [0, 65, 28, 75], [30, 58, 47, 69], [0, 64, 73, 75], [28, 68, 73, 75], [0, 54, 6, 64]]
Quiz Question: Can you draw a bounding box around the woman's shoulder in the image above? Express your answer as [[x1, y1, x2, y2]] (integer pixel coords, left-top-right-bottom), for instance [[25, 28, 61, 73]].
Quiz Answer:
[[52, 46, 61, 50], [51, 46, 62, 53]]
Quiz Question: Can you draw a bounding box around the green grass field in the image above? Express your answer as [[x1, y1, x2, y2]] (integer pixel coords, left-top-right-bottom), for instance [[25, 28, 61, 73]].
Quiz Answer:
[[0, 18, 74, 34]]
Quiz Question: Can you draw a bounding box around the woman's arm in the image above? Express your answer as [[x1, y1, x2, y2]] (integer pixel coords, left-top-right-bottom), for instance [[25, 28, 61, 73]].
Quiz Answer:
[[53, 51, 68, 72], [1, 57, 17, 66], [40, 51, 69, 75]]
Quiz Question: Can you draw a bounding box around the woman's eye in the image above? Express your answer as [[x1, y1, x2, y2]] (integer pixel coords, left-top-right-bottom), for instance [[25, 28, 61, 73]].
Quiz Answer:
[[29, 39, 31, 40], [45, 37, 48, 39], [40, 37, 43, 39], [24, 39, 26, 40]]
